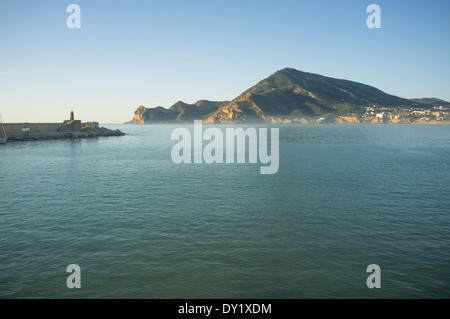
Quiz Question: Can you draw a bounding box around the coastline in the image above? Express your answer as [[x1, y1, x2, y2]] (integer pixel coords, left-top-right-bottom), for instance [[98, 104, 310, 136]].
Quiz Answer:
[[3, 126, 125, 142], [124, 119, 450, 125]]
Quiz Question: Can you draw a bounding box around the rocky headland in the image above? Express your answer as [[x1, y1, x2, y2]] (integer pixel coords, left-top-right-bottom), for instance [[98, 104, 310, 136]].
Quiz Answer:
[[126, 68, 450, 124]]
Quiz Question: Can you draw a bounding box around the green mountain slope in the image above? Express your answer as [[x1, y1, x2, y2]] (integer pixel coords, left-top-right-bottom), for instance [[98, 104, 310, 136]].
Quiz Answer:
[[126, 100, 227, 124], [409, 98, 449, 107], [205, 68, 422, 123], [126, 67, 435, 124]]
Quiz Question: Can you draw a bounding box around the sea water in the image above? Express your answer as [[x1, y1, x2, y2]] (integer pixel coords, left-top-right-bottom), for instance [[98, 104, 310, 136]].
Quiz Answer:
[[0, 124, 449, 298]]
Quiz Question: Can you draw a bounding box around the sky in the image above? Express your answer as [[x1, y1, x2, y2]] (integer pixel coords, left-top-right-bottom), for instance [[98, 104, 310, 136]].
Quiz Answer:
[[0, 0, 449, 123]]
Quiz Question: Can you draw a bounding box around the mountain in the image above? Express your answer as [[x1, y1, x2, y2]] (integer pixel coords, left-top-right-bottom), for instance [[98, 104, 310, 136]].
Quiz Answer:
[[126, 100, 227, 124], [126, 67, 432, 124], [170, 100, 228, 122], [409, 98, 449, 107], [205, 68, 422, 123]]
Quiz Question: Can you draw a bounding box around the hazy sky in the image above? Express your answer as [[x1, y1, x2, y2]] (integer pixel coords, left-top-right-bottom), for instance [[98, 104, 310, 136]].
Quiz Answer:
[[1, 0, 449, 123]]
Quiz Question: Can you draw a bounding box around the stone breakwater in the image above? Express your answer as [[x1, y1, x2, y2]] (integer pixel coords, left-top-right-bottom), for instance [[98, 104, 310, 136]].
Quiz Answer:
[[5, 126, 125, 142]]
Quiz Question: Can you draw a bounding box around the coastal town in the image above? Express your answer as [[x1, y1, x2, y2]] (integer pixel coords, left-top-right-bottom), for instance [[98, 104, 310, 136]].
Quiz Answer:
[[334, 104, 450, 124]]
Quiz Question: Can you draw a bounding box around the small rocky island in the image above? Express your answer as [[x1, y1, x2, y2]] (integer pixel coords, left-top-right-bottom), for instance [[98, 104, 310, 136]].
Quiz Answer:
[[3, 111, 125, 142]]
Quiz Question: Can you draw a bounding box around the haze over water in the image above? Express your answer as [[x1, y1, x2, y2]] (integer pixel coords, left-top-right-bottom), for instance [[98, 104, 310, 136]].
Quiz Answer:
[[1, 124, 449, 298]]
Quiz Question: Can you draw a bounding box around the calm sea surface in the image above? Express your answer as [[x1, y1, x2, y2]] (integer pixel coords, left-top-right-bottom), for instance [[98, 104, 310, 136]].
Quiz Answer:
[[0, 124, 449, 298]]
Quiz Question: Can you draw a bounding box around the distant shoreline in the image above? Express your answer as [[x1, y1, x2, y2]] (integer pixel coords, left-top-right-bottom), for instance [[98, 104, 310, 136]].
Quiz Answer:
[[2, 122, 125, 143], [124, 120, 450, 125]]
